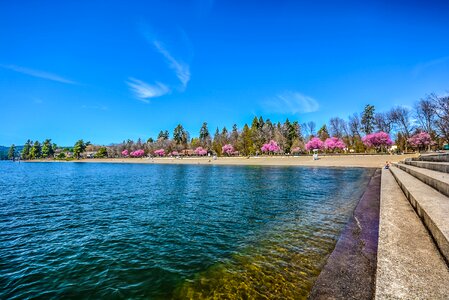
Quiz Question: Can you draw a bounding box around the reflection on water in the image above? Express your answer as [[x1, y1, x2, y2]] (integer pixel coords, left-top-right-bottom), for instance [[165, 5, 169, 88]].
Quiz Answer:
[[0, 161, 373, 299]]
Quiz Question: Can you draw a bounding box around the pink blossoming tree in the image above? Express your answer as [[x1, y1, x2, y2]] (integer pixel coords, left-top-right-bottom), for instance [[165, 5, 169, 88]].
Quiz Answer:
[[324, 137, 346, 152], [408, 132, 432, 152], [194, 147, 208, 156], [154, 149, 165, 156], [121, 149, 129, 157], [305, 137, 324, 151], [172, 151, 179, 156], [362, 132, 393, 152], [222, 144, 235, 156], [261, 140, 281, 154], [130, 149, 145, 157]]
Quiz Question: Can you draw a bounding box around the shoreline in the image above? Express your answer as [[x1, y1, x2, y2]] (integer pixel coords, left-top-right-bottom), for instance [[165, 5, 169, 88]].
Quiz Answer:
[[29, 154, 417, 168], [309, 169, 381, 299]]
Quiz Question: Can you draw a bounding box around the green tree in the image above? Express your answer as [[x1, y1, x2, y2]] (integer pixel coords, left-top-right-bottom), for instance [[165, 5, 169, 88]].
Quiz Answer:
[[282, 118, 300, 152], [8, 144, 16, 160], [41, 139, 54, 158], [199, 122, 211, 148], [157, 130, 169, 140], [29, 141, 42, 159], [173, 124, 188, 148], [250, 116, 264, 153], [239, 124, 253, 155], [221, 126, 229, 145], [361, 104, 375, 135], [94, 147, 108, 158], [212, 127, 223, 155], [190, 137, 201, 149], [230, 124, 239, 148], [21, 140, 32, 160], [73, 139, 88, 159], [317, 125, 330, 141]]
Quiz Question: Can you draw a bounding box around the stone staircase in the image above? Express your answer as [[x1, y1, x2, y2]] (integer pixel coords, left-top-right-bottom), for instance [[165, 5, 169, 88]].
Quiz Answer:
[[376, 154, 449, 299]]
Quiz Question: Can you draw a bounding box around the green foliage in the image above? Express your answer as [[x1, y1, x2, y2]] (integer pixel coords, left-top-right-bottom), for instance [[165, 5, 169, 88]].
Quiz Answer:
[[173, 124, 188, 148], [157, 130, 169, 140], [94, 147, 108, 158], [30, 141, 42, 159], [250, 117, 264, 153], [190, 137, 201, 149], [283, 119, 301, 152], [361, 104, 375, 135], [199, 122, 211, 148], [8, 144, 15, 160], [21, 140, 32, 160], [317, 125, 330, 141], [239, 124, 253, 155], [56, 152, 66, 159], [73, 139, 87, 159], [212, 127, 223, 155], [41, 139, 54, 158]]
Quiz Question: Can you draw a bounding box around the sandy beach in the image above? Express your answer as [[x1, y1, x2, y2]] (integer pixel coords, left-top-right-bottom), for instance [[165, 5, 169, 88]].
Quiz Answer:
[[34, 154, 418, 168]]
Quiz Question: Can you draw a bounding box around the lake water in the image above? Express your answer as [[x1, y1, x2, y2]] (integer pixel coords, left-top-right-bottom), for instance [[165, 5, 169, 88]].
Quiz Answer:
[[0, 161, 374, 299]]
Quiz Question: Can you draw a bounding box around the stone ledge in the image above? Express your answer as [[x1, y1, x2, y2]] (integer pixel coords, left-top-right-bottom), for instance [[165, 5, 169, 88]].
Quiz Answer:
[[404, 160, 449, 174], [395, 162, 449, 198], [390, 165, 449, 264], [375, 168, 449, 299]]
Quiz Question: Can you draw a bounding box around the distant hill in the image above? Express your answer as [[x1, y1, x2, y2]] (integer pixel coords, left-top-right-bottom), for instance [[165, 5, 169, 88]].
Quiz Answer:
[[0, 145, 23, 160]]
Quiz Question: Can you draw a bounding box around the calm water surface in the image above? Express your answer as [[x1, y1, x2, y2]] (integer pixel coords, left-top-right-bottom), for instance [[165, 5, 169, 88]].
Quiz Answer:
[[0, 161, 374, 299]]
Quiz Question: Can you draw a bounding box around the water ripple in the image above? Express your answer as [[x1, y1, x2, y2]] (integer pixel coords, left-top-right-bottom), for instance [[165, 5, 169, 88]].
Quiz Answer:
[[0, 161, 373, 299]]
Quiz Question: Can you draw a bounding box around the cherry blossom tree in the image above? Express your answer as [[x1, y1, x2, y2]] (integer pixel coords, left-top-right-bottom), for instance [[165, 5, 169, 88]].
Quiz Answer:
[[324, 137, 346, 152], [261, 140, 281, 154], [408, 132, 432, 152], [130, 149, 145, 157], [222, 144, 235, 156], [194, 147, 208, 156], [362, 131, 393, 152], [305, 137, 324, 151], [154, 149, 165, 156], [121, 149, 129, 157]]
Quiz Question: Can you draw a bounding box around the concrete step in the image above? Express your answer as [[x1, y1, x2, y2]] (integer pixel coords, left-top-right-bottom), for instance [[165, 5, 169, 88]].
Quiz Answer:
[[375, 168, 449, 299], [390, 165, 449, 263], [413, 153, 449, 162], [395, 162, 449, 198], [404, 160, 449, 173]]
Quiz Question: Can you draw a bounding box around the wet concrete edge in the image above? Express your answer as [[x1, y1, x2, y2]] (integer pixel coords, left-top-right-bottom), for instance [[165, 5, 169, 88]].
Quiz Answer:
[[308, 168, 381, 300]]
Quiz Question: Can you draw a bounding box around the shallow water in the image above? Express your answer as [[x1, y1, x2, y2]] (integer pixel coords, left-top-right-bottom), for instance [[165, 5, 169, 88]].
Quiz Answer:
[[0, 161, 374, 299]]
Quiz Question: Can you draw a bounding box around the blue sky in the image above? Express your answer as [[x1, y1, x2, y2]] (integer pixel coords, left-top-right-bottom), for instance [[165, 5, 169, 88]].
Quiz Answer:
[[1, 0, 448, 146]]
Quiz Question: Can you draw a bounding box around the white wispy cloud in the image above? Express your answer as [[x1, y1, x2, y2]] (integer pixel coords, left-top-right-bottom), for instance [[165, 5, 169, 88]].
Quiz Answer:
[[1, 64, 76, 84], [126, 77, 170, 103], [153, 41, 191, 89], [264, 91, 319, 114], [412, 55, 449, 76]]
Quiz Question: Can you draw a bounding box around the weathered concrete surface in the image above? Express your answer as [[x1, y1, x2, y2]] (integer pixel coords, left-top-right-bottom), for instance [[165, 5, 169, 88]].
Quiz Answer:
[[375, 168, 449, 299], [390, 165, 449, 264], [405, 160, 449, 173], [412, 153, 449, 162], [395, 162, 449, 198], [309, 169, 380, 300]]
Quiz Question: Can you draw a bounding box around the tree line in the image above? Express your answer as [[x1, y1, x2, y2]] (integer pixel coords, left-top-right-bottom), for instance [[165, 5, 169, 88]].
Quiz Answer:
[[8, 92, 449, 160]]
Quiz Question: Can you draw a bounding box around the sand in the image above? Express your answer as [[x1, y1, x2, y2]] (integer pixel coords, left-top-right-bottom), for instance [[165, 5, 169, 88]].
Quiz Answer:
[[34, 154, 418, 168]]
